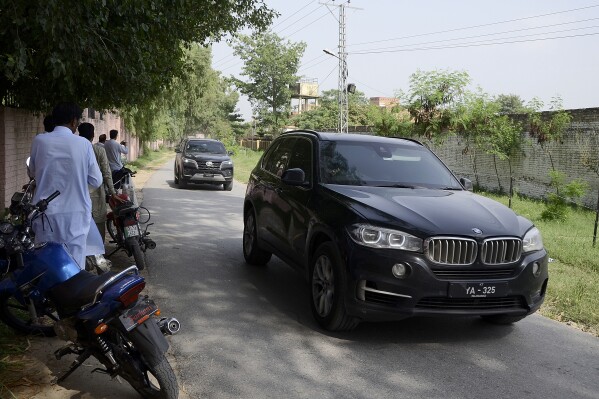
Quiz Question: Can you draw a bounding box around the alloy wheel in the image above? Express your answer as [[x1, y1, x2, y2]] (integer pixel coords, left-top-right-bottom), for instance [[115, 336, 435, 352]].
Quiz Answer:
[[312, 255, 335, 317]]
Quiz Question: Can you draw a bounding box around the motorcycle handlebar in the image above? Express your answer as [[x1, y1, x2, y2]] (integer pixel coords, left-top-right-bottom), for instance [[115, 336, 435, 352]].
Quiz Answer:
[[46, 190, 60, 203]]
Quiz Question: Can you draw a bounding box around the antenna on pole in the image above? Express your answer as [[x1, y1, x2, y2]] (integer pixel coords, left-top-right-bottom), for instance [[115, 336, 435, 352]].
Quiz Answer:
[[320, 1, 362, 133]]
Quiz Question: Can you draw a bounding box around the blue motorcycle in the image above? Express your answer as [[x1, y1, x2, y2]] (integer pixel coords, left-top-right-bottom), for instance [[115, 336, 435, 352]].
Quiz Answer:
[[0, 191, 180, 398]]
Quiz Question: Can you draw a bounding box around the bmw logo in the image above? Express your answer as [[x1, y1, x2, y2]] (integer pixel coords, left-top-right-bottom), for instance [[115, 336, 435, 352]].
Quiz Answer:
[[472, 228, 483, 235]]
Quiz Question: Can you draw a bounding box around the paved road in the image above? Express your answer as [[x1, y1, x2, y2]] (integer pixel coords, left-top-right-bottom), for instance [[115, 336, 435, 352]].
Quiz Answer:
[[142, 159, 599, 399]]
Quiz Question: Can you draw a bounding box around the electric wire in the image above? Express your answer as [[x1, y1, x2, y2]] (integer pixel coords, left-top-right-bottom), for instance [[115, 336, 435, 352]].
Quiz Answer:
[[350, 31, 599, 55], [351, 24, 599, 54], [351, 17, 599, 53], [271, 0, 316, 30], [349, 4, 599, 47]]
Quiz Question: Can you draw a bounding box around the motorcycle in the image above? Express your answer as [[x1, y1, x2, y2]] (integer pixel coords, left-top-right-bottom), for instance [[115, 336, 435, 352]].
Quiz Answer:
[[106, 167, 156, 271], [0, 191, 180, 398]]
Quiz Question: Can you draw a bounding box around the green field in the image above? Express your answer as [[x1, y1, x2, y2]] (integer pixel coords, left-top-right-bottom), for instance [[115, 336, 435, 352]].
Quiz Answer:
[[232, 148, 599, 335]]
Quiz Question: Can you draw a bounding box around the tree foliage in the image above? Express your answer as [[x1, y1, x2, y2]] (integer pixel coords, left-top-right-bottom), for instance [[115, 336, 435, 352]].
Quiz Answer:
[[400, 69, 470, 138], [231, 32, 306, 131], [0, 0, 275, 111], [122, 45, 240, 144], [495, 94, 528, 114]]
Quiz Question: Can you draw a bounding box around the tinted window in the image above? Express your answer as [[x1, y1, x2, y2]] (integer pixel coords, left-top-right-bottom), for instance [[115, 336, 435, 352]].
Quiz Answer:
[[319, 140, 461, 189], [263, 138, 295, 177], [287, 137, 313, 184], [186, 141, 226, 154]]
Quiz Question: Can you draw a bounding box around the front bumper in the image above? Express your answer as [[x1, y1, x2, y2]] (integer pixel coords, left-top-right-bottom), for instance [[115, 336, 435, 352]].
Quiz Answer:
[[342, 240, 549, 322], [182, 166, 233, 184]]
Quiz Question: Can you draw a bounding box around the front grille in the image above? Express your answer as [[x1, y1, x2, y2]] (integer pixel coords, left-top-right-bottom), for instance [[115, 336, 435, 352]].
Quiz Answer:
[[425, 237, 477, 265], [431, 268, 516, 280], [196, 161, 221, 170], [481, 238, 522, 264], [416, 296, 526, 310]]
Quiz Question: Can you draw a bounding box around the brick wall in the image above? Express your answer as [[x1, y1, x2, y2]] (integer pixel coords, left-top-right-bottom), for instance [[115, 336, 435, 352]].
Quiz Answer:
[[0, 106, 145, 209], [429, 107, 599, 208]]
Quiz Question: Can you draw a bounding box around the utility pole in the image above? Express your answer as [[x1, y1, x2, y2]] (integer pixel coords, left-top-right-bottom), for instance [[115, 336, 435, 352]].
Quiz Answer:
[[321, 1, 362, 133]]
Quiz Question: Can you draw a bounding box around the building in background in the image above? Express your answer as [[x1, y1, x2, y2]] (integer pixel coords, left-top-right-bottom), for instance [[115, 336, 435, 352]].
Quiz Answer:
[[369, 97, 399, 108], [290, 78, 320, 115]]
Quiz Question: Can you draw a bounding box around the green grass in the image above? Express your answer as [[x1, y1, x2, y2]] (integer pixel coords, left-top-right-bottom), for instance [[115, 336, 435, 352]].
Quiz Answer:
[[230, 146, 264, 184], [127, 146, 174, 169], [479, 191, 599, 335]]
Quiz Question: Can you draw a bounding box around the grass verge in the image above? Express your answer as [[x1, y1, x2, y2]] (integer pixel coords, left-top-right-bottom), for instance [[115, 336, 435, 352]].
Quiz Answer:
[[231, 147, 598, 335], [0, 324, 27, 397], [127, 146, 174, 169]]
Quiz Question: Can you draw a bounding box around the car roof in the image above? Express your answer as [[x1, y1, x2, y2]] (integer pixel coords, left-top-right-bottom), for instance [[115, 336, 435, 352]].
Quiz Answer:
[[185, 138, 223, 143], [281, 130, 423, 147]]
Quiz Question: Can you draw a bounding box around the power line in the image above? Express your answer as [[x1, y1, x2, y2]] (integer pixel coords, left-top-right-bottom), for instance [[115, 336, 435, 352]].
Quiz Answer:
[[351, 24, 599, 54], [286, 11, 331, 38], [299, 56, 335, 72], [276, 4, 323, 34], [349, 77, 394, 98], [349, 4, 599, 47], [319, 64, 339, 87], [352, 17, 599, 53], [350, 31, 599, 55], [271, 0, 316, 30]]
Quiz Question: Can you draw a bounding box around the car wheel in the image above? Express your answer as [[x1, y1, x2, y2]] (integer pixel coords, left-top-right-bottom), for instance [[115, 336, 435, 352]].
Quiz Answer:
[[174, 167, 179, 184], [243, 209, 272, 265], [178, 172, 187, 189], [223, 181, 233, 191], [481, 314, 528, 325], [310, 242, 359, 331]]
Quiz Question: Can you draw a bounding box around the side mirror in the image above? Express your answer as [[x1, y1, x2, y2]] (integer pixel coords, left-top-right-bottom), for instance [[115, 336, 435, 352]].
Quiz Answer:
[[281, 168, 308, 187], [175, 148, 181, 153], [460, 177, 473, 192]]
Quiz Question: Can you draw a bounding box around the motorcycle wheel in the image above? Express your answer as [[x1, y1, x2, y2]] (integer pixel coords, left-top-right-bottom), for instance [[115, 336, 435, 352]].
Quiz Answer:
[[111, 330, 178, 399], [127, 237, 147, 271], [0, 293, 57, 337], [106, 219, 119, 244]]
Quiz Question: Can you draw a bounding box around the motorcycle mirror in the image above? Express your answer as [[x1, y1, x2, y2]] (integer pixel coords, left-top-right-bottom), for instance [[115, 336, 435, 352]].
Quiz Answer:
[[26, 157, 30, 168]]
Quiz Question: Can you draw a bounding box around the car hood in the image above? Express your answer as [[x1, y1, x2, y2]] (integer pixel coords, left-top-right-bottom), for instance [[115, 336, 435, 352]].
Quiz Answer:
[[324, 185, 530, 238], [184, 153, 230, 162]]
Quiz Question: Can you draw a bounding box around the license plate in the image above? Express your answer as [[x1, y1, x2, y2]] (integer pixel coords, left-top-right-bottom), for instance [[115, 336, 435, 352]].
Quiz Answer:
[[448, 282, 508, 298], [124, 225, 139, 238], [119, 299, 158, 331]]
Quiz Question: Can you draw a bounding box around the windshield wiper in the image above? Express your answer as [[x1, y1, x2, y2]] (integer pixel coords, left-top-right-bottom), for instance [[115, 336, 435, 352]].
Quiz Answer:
[[374, 184, 418, 189]]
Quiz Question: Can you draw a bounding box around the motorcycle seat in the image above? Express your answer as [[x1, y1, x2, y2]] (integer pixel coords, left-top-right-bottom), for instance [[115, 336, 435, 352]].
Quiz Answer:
[[48, 270, 117, 317]]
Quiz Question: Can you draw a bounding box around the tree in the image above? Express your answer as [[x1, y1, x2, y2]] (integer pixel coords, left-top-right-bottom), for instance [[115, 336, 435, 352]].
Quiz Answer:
[[495, 94, 528, 114], [289, 89, 372, 131], [0, 0, 275, 111], [400, 69, 470, 138], [122, 45, 240, 145], [231, 32, 306, 132], [367, 105, 413, 137]]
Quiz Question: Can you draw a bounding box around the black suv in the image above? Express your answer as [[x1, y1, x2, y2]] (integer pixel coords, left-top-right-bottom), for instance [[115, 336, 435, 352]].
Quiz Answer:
[[174, 138, 234, 190], [243, 130, 548, 331]]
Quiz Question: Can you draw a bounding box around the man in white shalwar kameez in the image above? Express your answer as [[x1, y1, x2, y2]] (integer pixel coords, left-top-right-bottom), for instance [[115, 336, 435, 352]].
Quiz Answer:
[[29, 103, 102, 269]]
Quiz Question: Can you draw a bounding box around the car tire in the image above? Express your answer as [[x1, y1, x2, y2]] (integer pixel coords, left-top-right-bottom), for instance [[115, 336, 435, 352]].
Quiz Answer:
[[174, 167, 179, 184], [310, 242, 359, 331], [243, 209, 272, 265], [178, 173, 187, 189], [223, 181, 233, 191], [481, 314, 528, 325]]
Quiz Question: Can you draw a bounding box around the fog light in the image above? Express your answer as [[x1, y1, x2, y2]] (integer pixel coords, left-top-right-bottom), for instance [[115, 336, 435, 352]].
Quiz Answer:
[[532, 262, 541, 277], [391, 263, 409, 279]]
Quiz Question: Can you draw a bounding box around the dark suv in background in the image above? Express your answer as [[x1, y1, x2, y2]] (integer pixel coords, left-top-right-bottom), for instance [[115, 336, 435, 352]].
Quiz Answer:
[[242, 130, 548, 331], [174, 138, 234, 190]]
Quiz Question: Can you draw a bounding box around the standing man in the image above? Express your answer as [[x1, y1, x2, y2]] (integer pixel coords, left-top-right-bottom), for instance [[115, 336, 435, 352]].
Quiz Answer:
[[104, 129, 129, 184], [97, 133, 107, 147], [29, 103, 102, 269], [78, 123, 120, 239]]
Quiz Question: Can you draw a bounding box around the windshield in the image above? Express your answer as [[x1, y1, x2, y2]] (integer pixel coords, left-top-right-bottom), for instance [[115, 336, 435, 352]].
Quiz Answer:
[[319, 140, 462, 189], [186, 141, 226, 154]]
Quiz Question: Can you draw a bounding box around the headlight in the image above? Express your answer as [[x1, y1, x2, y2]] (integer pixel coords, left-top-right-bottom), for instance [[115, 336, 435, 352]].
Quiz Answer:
[[183, 158, 197, 168], [220, 160, 233, 169], [348, 224, 422, 252], [522, 227, 543, 253]]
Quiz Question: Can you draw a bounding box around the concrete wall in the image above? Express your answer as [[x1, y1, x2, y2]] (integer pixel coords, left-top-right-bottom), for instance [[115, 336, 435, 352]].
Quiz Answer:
[[0, 106, 145, 209], [429, 108, 599, 208]]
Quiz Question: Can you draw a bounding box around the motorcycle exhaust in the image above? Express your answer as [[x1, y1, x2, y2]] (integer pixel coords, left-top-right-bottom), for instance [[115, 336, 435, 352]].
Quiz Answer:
[[158, 317, 181, 335], [144, 238, 156, 250]]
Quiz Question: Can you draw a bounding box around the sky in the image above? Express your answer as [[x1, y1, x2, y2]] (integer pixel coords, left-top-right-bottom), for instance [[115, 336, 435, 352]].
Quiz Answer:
[[211, 0, 599, 121]]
